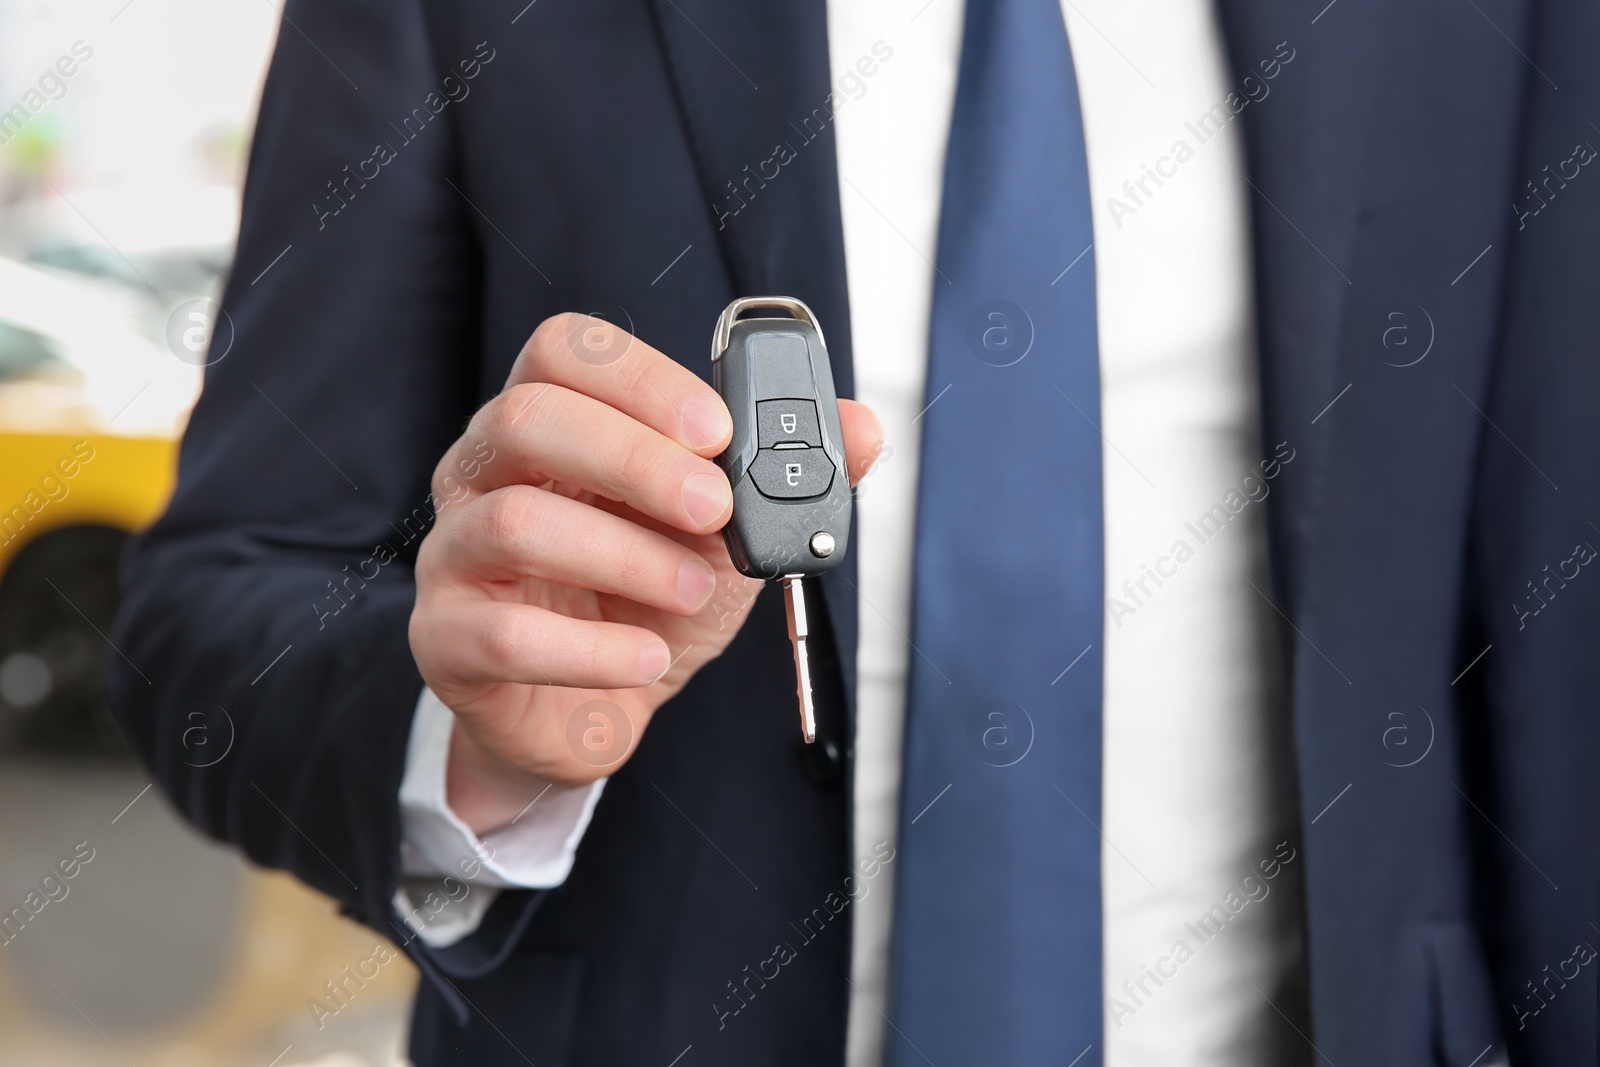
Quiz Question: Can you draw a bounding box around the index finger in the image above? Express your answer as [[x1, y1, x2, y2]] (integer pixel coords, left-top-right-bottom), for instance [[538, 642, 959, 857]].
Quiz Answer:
[[513, 313, 732, 458]]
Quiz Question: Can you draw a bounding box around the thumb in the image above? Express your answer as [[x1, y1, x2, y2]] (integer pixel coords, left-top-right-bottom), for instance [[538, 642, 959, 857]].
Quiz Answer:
[[837, 399, 884, 487]]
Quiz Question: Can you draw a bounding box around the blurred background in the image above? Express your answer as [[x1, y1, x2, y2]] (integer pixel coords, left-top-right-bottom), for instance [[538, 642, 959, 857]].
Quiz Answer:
[[0, 1, 417, 1063]]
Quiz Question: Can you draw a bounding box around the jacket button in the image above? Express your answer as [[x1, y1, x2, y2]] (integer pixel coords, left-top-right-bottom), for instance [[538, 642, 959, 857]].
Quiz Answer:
[[798, 735, 844, 789]]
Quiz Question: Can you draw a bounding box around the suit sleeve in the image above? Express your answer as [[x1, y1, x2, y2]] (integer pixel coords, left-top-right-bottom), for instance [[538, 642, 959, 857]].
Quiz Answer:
[[106, 0, 535, 1012]]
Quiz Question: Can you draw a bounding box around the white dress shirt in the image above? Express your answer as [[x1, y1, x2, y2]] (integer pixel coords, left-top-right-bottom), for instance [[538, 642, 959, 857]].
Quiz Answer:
[[397, 1, 1306, 1063]]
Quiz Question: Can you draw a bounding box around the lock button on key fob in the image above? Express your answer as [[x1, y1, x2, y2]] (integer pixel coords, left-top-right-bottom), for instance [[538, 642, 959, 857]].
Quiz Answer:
[[756, 399, 824, 447]]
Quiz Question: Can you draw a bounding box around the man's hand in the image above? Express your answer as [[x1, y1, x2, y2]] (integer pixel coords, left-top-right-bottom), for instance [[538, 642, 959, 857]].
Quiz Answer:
[[409, 313, 882, 833]]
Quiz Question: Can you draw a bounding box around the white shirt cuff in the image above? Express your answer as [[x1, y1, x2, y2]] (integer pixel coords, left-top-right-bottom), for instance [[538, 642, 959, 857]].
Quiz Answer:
[[393, 686, 606, 947]]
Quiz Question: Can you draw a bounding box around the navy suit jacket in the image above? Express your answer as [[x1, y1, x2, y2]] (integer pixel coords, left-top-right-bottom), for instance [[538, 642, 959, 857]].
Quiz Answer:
[[108, 0, 1598, 1062]]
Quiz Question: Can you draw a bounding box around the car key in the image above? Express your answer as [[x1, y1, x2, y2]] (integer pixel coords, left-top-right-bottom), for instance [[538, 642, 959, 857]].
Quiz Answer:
[[711, 297, 852, 744]]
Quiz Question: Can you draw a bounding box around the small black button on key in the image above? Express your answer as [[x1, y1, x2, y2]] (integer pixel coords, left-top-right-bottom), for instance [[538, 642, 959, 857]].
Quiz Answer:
[[757, 399, 824, 448], [748, 445, 836, 499], [712, 297, 852, 745]]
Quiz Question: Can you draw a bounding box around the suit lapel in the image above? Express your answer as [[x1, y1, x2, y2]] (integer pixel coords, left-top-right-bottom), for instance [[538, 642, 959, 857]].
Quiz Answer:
[[1213, 0, 1527, 605], [1211, 0, 1385, 610], [1210, 0, 1533, 1054], [647, 0, 862, 723]]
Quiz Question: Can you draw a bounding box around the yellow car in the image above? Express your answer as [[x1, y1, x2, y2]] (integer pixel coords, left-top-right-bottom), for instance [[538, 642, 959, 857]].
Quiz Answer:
[[0, 254, 198, 750], [0, 256, 415, 1067]]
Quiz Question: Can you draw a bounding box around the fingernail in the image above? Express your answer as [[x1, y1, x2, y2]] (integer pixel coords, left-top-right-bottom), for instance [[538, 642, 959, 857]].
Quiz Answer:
[[681, 396, 731, 449], [682, 471, 731, 528], [638, 639, 671, 682], [677, 555, 717, 610]]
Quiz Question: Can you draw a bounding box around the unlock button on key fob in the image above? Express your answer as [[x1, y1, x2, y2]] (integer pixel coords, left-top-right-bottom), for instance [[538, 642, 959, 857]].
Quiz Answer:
[[757, 399, 824, 447], [748, 445, 835, 499]]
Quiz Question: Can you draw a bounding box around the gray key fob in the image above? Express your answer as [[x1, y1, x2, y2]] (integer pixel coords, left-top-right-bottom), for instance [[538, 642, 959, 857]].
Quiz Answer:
[[711, 297, 851, 580]]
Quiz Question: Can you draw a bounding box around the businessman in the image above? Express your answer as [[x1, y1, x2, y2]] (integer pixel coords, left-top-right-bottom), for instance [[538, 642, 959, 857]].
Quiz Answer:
[[109, 0, 1598, 1063]]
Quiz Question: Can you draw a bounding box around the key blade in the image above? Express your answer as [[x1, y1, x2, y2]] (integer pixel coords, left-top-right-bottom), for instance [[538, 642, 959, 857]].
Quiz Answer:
[[781, 575, 817, 743]]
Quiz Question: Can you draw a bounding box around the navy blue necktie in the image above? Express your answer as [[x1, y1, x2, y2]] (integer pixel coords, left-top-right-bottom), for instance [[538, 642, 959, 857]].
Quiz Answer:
[[888, 0, 1103, 1062]]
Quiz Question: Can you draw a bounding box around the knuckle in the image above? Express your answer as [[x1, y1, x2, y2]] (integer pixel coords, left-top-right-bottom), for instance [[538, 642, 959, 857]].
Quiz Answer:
[[406, 607, 430, 659], [522, 313, 577, 371], [480, 615, 528, 671], [479, 490, 534, 550], [571, 628, 614, 679], [612, 429, 663, 501], [568, 313, 634, 368], [613, 344, 655, 395], [410, 605, 453, 675], [613, 535, 656, 587], [428, 448, 459, 503], [412, 524, 446, 577], [496, 381, 558, 443]]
